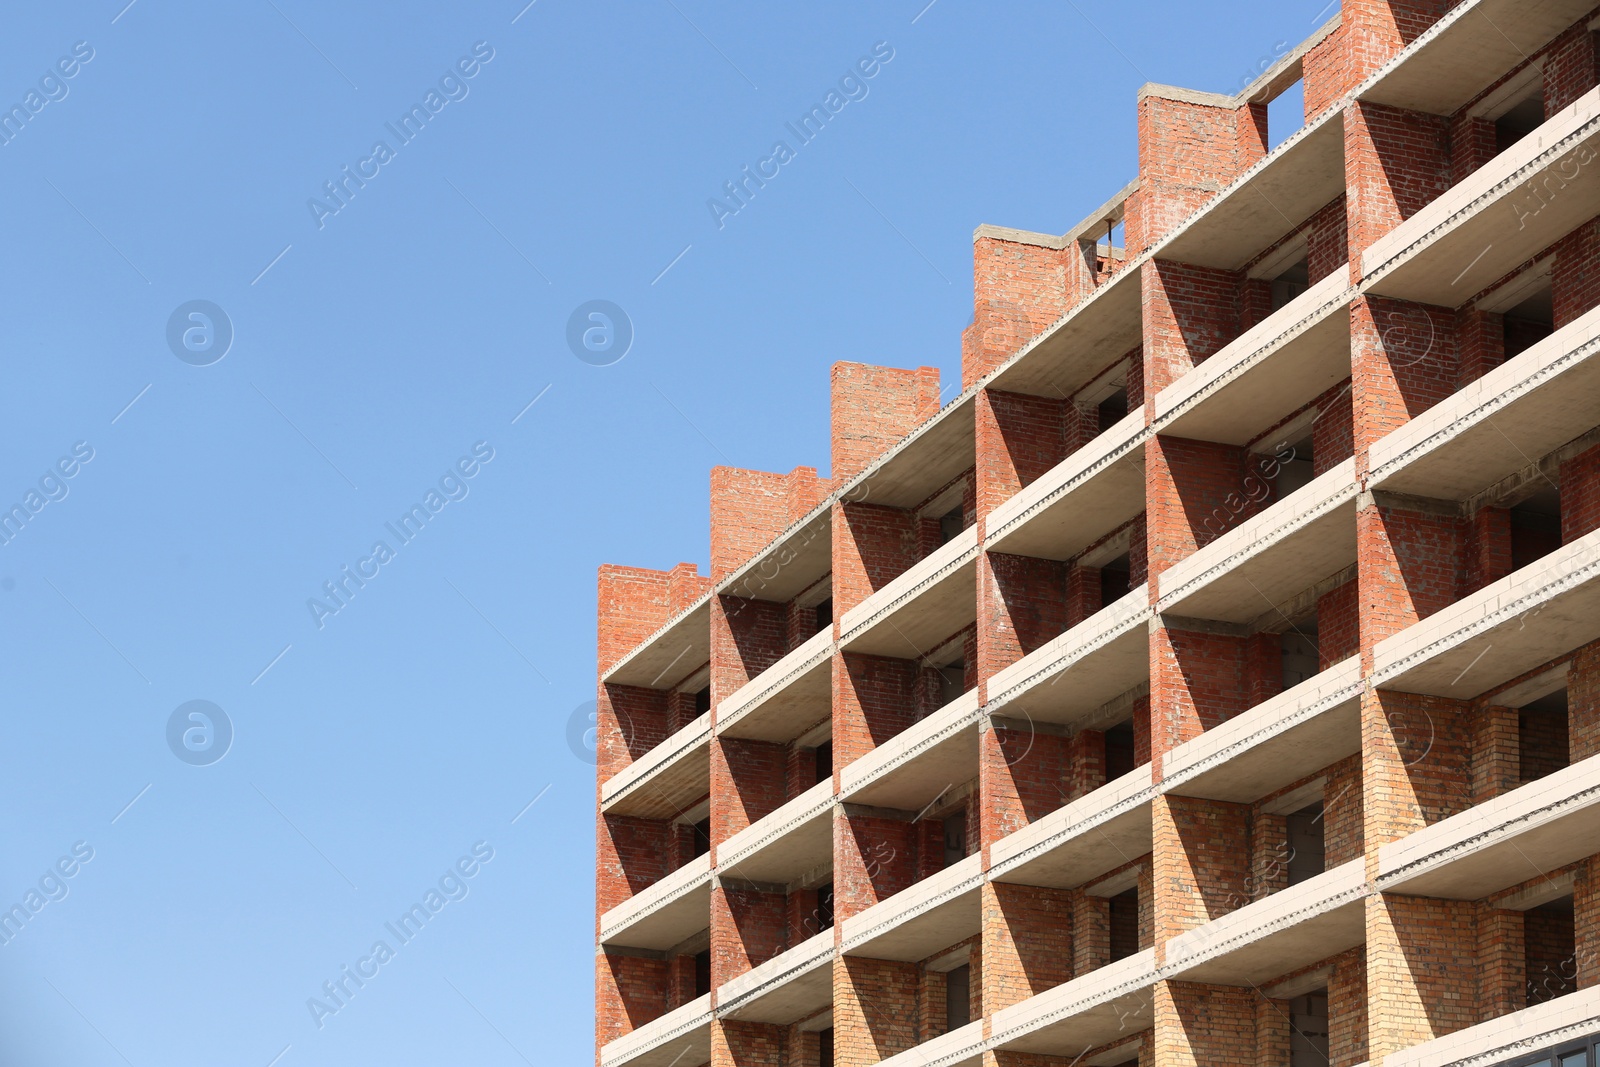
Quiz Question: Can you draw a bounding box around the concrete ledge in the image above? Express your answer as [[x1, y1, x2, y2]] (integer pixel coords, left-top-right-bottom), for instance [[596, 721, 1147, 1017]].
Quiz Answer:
[[985, 585, 1151, 726], [989, 764, 1156, 888], [1161, 859, 1369, 985], [840, 852, 984, 961], [1363, 85, 1600, 304], [1377, 752, 1600, 900], [973, 223, 1070, 250], [599, 853, 712, 951], [1161, 656, 1363, 803], [988, 948, 1160, 1055], [601, 713, 711, 818], [715, 929, 833, 1024], [716, 628, 832, 743], [1361, 0, 1596, 118], [714, 504, 834, 618], [839, 690, 984, 812], [602, 596, 712, 691], [1386, 986, 1600, 1067], [600, 993, 712, 1067], [1372, 527, 1600, 698], [874, 1018, 985, 1067], [839, 526, 979, 660], [984, 408, 1148, 562], [1155, 457, 1358, 625], [1368, 301, 1600, 500], [1153, 266, 1353, 446], [716, 778, 835, 886]]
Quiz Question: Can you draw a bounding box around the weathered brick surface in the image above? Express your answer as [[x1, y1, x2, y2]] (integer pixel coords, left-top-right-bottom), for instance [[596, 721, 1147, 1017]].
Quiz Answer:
[[712, 884, 789, 987], [982, 882, 1074, 1014], [1134, 92, 1266, 255], [714, 1019, 785, 1067], [1553, 219, 1600, 329], [832, 362, 941, 486], [1153, 981, 1256, 1067], [1141, 262, 1246, 399], [712, 466, 829, 582], [963, 236, 1091, 388], [1361, 689, 1471, 854], [712, 736, 788, 845], [979, 551, 1068, 687], [1572, 644, 1600, 763], [833, 501, 918, 615], [1331, 946, 1370, 1067], [598, 953, 670, 1050], [833, 651, 916, 770], [1562, 441, 1600, 543], [1146, 436, 1270, 580], [1350, 296, 1459, 475], [834, 810, 916, 923], [834, 956, 919, 1064], [1345, 101, 1451, 261], [1367, 893, 1478, 1062], [1152, 795, 1251, 946]]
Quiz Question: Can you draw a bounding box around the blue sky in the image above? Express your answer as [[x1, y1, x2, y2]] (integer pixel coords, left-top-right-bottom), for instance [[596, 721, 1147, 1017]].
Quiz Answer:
[[0, 1, 1332, 1063]]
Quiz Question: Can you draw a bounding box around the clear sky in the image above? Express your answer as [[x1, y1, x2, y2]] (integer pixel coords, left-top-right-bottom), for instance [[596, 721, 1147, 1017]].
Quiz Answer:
[[0, 1, 1332, 1063]]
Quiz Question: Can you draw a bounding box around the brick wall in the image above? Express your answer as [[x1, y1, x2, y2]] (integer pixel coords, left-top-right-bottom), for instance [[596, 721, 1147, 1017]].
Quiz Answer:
[[978, 551, 1068, 687], [1345, 102, 1452, 261], [1365, 893, 1478, 1062], [834, 956, 919, 1064], [598, 953, 669, 1050], [1141, 261, 1246, 398], [712, 885, 789, 987], [1153, 981, 1257, 1067], [1562, 441, 1600, 543], [1134, 91, 1266, 255], [833, 501, 918, 615], [1153, 795, 1251, 944], [831, 362, 941, 486], [975, 389, 1076, 520], [833, 652, 916, 770], [962, 234, 1091, 388], [982, 882, 1074, 1014]]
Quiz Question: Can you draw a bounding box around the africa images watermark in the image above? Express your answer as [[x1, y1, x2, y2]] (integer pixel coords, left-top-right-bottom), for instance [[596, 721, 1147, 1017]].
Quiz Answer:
[[308, 41, 496, 230], [706, 40, 896, 229], [0, 441, 95, 548], [0, 40, 94, 147], [306, 841, 495, 1029], [307, 441, 496, 629]]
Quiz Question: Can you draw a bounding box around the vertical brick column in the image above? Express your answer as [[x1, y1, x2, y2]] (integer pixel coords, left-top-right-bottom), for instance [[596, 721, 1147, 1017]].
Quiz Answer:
[[1362, 688, 1474, 1063], [831, 362, 940, 488], [1478, 905, 1527, 1019], [713, 1019, 785, 1067], [1152, 981, 1256, 1067], [596, 563, 709, 1052], [1561, 441, 1600, 543], [962, 229, 1092, 388], [1330, 947, 1370, 1067], [1464, 506, 1512, 595], [981, 882, 1074, 1016], [1576, 860, 1600, 988], [711, 883, 788, 988], [1570, 645, 1600, 764], [1073, 891, 1111, 976], [1553, 219, 1600, 329], [980, 721, 1070, 847], [1152, 794, 1251, 945], [1355, 496, 1465, 656], [834, 956, 919, 1065]]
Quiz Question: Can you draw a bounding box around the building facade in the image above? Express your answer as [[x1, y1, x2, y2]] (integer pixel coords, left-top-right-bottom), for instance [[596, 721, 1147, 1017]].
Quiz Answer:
[[594, 2, 1600, 1066]]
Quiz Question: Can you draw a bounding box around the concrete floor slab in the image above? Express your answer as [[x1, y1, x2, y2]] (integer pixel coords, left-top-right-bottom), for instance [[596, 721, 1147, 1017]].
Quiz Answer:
[[716, 779, 835, 887], [984, 410, 1148, 562], [840, 527, 979, 660], [1364, 86, 1600, 306], [1372, 528, 1600, 698], [600, 853, 712, 952], [1156, 458, 1358, 625], [1161, 656, 1363, 804], [989, 765, 1156, 888], [603, 596, 711, 690], [985, 586, 1151, 727], [1369, 302, 1600, 500], [601, 714, 711, 820], [1385, 986, 1600, 1067], [988, 949, 1160, 1057], [715, 929, 833, 1025], [600, 994, 711, 1067], [839, 692, 983, 812], [716, 628, 832, 743], [839, 853, 984, 962]]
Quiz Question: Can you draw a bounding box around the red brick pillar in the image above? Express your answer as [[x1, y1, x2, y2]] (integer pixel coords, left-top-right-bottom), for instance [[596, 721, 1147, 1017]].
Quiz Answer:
[[1073, 890, 1111, 976], [1470, 706, 1520, 804], [1478, 906, 1528, 1019], [1152, 794, 1251, 946], [1256, 995, 1292, 1067], [713, 1018, 786, 1067], [981, 882, 1074, 1016], [1354, 496, 1465, 656], [833, 808, 916, 925], [1153, 981, 1257, 1067], [962, 231, 1090, 388], [1330, 947, 1370, 1067], [1561, 442, 1600, 543], [711, 884, 789, 989], [980, 722, 1070, 848], [1362, 687, 1474, 1063], [1464, 506, 1513, 595], [1575, 859, 1600, 988], [1570, 644, 1600, 764], [1553, 219, 1600, 329], [834, 956, 919, 1065], [1545, 22, 1600, 113], [711, 593, 792, 848]]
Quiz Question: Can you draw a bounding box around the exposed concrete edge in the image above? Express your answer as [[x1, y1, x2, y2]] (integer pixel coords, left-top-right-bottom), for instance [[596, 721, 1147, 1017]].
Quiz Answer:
[[1385, 986, 1600, 1067], [1137, 82, 1235, 108], [714, 930, 833, 1017], [716, 628, 833, 734], [839, 852, 984, 953], [716, 779, 836, 872], [988, 948, 1160, 1048], [839, 525, 980, 645], [599, 854, 713, 943], [839, 694, 984, 799], [602, 712, 712, 808], [1238, 12, 1343, 105], [986, 408, 1148, 546], [600, 994, 712, 1067], [985, 585, 1151, 713], [973, 224, 1070, 250], [987, 763, 1156, 877]]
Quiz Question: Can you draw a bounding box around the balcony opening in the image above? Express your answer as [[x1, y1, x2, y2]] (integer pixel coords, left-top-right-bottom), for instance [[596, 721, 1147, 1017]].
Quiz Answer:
[[1096, 219, 1125, 274], [1267, 78, 1306, 150], [1100, 552, 1132, 607], [814, 740, 833, 785], [1504, 288, 1555, 361], [816, 883, 834, 932], [1097, 388, 1129, 434], [1104, 720, 1136, 780], [1510, 490, 1562, 571], [938, 659, 966, 707], [1521, 689, 1570, 784], [1108, 888, 1140, 962], [691, 817, 711, 858], [1525, 895, 1576, 1005], [1271, 257, 1310, 312], [1496, 91, 1545, 155], [1282, 621, 1319, 689], [945, 963, 972, 1030], [943, 809, 968, 868], [939, 506, 965, 545], [814, 597, 833, 635], [1286, 801, 1326, 885], [694, 685, 711, 717], [694, 949, 711, 998], [1276, 432, 1315, 498], [1289, 988, 1330, 1067], [819, 1028, 834, 1067]]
